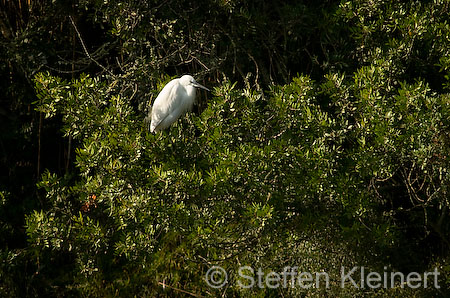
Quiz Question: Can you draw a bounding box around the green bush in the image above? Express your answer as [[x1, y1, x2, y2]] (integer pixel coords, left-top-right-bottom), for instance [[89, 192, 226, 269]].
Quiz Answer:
[[1, 0, 449, 296], [25, 66, 449, 295]]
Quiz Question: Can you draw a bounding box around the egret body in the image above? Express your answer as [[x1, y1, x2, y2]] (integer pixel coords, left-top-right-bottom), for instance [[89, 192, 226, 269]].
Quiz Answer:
[[149, 75, 209, 133]]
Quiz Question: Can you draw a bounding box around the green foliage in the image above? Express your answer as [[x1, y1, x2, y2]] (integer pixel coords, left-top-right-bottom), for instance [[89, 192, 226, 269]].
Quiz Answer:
[[1, 0, 450, 296], [25, 65, 450, 295]]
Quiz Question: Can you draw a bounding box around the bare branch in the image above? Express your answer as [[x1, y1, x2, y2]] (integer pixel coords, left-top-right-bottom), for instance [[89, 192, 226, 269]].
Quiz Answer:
[[157, 281, 205, 297], [69, 16, 115, 77]]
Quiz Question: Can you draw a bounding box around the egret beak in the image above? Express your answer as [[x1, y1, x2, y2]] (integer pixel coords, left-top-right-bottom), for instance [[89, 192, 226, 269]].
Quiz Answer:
[[193, 82, 210, 91]]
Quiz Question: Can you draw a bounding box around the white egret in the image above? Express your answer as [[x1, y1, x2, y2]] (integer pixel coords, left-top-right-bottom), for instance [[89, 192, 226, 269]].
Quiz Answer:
[[148, 75, 210, 133]]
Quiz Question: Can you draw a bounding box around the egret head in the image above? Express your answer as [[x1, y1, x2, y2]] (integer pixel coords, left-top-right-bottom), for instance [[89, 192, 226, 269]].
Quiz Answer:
[[180, 75, 210, 91]]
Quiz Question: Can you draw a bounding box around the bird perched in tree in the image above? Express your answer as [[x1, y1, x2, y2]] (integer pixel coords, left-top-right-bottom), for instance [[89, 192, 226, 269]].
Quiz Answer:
[[148, 75, 210, 133]]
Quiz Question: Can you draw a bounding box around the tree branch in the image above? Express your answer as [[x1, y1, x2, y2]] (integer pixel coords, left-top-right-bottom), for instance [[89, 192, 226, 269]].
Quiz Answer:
[[69, 16, 115, 77]]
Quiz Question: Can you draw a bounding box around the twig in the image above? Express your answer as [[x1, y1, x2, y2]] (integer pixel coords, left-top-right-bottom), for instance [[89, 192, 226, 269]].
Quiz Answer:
[[247, 52, 260, 90], [129, 83, 138, 102], [44, 64, 90, 74], [66, 135, 71, 174], [37, 110, 43, 178], [69, 16, 115, 77], [194, 56, 210, 71], [157, 281, 205, 297]]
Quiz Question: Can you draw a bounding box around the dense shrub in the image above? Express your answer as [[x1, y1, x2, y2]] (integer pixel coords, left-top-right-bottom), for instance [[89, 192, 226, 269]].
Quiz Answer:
[[1, 0, 450, 296]]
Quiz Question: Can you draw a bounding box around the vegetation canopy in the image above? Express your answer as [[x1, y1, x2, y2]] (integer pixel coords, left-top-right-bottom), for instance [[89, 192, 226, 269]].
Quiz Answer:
[[1, 0, 449, 296]]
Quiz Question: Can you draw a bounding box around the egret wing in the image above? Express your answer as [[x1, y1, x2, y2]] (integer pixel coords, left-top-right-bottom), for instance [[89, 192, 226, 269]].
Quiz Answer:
[[150, 80, 184, 132]]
